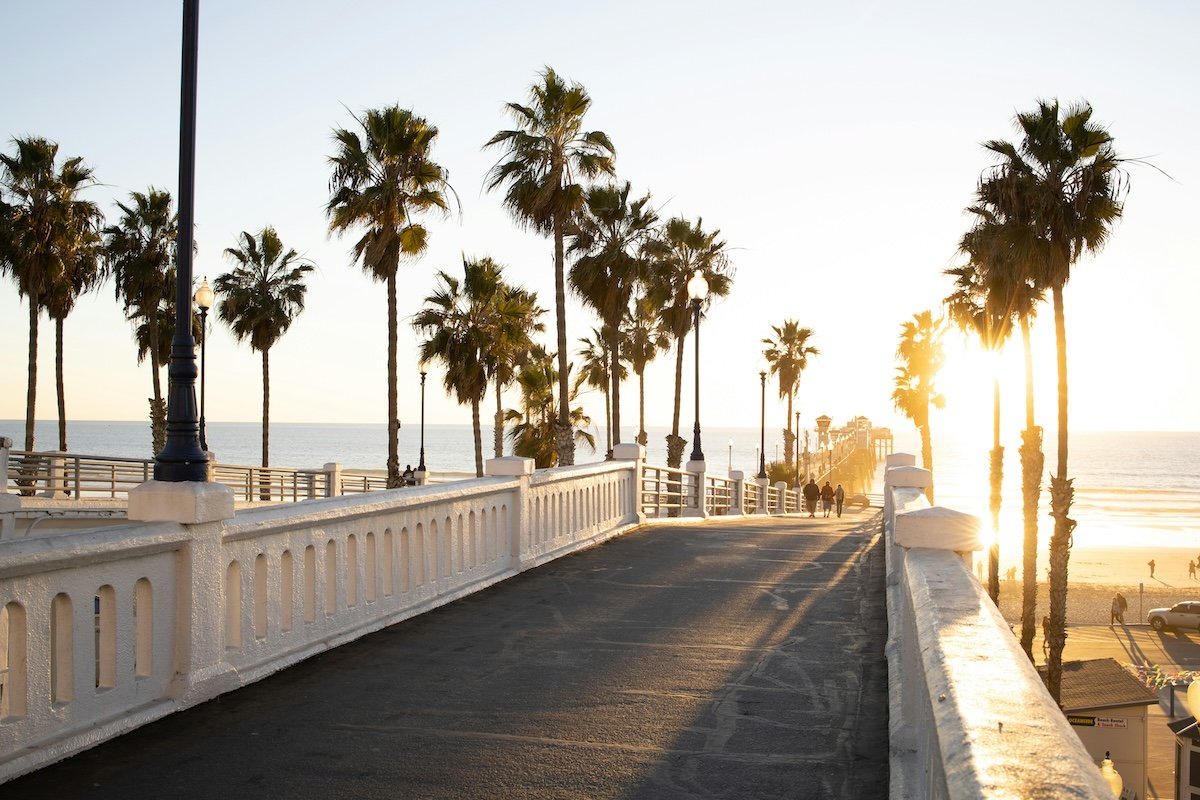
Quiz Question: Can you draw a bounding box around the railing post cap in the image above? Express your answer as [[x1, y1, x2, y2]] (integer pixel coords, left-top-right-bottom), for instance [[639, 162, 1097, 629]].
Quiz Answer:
[[887, 465, 931, 489], [729, 470, 745, 480], [685, 459, 706, 474], [1, 436, 14, 449], [886, 452, 917, 468], [323, 462, 341, 471], [612, 443, 644, 461], [774, 481, 787, 491], [485, 456, 535, 477]]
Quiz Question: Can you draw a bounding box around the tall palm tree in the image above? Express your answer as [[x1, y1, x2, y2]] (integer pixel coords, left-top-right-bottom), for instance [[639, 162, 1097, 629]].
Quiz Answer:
[[414, 257, 539, 477], [0, 137, 98, 455], [762, 321, 819, 476], [327, 105, 454, 488], [956, 203, 1045, 653], [980, 100, 1129, 702], [504, 345, 594, 468], [486, 278, 545, 459], [574, 328, 627, 458], [567, 181, 657, 449], [485, 67, 616, 467], [891, 310, 947, 503], [214, 226, 314, 472], [622, 297, 671, 447], [943, 261, 1016, 604], [104, 188, 177, 455], [44, 209, 105, 451], [643, 216, 733, 468]]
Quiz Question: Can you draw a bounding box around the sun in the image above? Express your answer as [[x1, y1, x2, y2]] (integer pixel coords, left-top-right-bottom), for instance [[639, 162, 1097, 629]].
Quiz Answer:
[[935, 336, 1005, 449]]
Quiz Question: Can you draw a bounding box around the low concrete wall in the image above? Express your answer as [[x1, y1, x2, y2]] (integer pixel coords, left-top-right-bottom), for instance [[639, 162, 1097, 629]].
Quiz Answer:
[[883, 454, 1114, 798], [0, 455, 645, 783]]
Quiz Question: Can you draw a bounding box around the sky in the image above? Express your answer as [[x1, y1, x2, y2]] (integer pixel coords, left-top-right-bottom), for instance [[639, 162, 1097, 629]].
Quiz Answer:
[[2, 0, 1198, 457]]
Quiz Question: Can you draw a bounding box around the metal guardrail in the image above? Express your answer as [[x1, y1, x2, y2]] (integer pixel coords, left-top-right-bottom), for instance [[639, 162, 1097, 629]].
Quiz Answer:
[[704, 475, 735, 516], [339, 470, 389, 494], [7, 451, 331, 504], [640, 464, 695, 518]]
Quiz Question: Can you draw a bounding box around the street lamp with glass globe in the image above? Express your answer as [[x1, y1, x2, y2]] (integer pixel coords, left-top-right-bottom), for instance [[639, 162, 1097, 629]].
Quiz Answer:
[[193, 277, 214, 451], [687, 270, 709, 464]]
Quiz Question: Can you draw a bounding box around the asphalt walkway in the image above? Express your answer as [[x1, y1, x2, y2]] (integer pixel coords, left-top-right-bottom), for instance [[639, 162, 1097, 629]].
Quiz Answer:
[[8, 512, 889, 800]]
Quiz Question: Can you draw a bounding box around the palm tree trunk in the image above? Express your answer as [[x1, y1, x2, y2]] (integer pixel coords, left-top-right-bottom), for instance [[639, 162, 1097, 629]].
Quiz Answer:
[[637, 367, 647, 446], [784, 391, 794, 473], [260, 348, 271, 500], [1045, 286, 1074, 704], [25, 297, 40, 451], [262, 348, 270, 468], [552, 212, 574, 466], [920, 422, 934, 504], [603, 383, 612, 459], [667, 335, 686, 468], [494, 381, 504, 458], [386, 273, 401, 488], [471, 397, 483, 477], [1017, 313, 1042, 661], [148, 306, 164, 455], [609, 324, 621, 447], [56, 317, 68, 451], [986, 376, 1002, 605]]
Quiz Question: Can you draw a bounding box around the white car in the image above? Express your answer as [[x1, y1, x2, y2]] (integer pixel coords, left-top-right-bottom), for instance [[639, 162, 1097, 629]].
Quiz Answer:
[[1148, 602, 1200, 632]]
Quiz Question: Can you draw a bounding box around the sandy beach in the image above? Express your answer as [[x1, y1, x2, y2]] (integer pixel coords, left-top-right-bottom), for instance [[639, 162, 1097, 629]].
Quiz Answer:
[[987, 543, 1200, 627]]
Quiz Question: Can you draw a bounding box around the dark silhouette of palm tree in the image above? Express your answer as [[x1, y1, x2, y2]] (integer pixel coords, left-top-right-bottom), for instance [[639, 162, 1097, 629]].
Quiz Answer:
[[643, 216, 733, 468], [979, 99, 1129, 702], [762, 321, 819, 475], [327, 105, 455, 488], [891, 310, 947, 504], [214, 226, 314, 472], [567, 181, 657, 450], [104, 188, 178, 455], [1, 137, 100, 455], [485, 67, 616, 466]]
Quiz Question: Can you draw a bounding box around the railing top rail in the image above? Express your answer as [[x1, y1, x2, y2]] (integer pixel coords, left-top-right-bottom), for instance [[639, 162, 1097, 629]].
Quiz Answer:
[[10, 449, 153, 466], [530, 459, 636, 485]]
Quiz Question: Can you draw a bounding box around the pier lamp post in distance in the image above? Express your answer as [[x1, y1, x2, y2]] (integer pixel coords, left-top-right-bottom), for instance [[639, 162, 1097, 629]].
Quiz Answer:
[[687, 270, 709, 464], [758, 369, 768, 480], [193, 278, 214, 451]]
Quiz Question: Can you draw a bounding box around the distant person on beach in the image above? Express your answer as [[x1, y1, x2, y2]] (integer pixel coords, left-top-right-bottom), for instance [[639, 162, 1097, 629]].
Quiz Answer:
[[1191, 560, 1197, 580], [820, 482, 834, 517], [1111, 593, 1127, 625], [834, 484, 845, 517], [803, 479, 819, 517], [1042, 616, 1050, 653], [1149, 559, 1156, 578]]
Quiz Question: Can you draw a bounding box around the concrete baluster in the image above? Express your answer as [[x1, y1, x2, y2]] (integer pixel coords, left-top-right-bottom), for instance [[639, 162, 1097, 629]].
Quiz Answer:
[[486, 456, 534, 566], [0, 436, 14, 538], [727, 470, 745, 516], [323, 462, 342, 498], [612, 443, 647, 525]]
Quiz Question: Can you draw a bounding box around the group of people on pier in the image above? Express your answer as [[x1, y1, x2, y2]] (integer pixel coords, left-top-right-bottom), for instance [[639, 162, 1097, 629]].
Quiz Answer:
[[801, 478, 845, 518]]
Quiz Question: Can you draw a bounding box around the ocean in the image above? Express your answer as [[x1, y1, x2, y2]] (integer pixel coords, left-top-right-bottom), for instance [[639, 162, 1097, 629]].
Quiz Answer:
[[4, 419, 1197, 557]]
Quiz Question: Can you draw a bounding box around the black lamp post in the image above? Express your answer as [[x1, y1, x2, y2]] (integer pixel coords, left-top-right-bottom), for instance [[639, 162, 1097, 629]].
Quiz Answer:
[[154, 0, 207, 482], [758, 370, 768, 479], [687, 270, 709, 463], [193, 277, 214, 451], [418, 369, 427, 473]]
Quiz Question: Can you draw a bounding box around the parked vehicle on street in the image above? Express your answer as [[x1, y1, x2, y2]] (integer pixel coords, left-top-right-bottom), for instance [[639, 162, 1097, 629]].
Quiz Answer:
[[1148, 602, 1200, 632]]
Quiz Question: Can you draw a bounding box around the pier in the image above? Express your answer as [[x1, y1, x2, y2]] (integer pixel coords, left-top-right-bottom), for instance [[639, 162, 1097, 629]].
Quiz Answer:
[[0, 433, 1120, 797]]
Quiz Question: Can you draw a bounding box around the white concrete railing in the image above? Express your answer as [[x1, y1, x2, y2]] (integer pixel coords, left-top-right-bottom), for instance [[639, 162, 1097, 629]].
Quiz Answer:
[[0, 451, 646, 784], [883, 453, 1114, 798]]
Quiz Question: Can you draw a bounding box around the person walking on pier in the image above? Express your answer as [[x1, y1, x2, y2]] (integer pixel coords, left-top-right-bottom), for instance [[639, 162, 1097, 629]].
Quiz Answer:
[[803, 478, 819, 517], [834, 483, 845, 517], [820, 481, 834, 517]]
